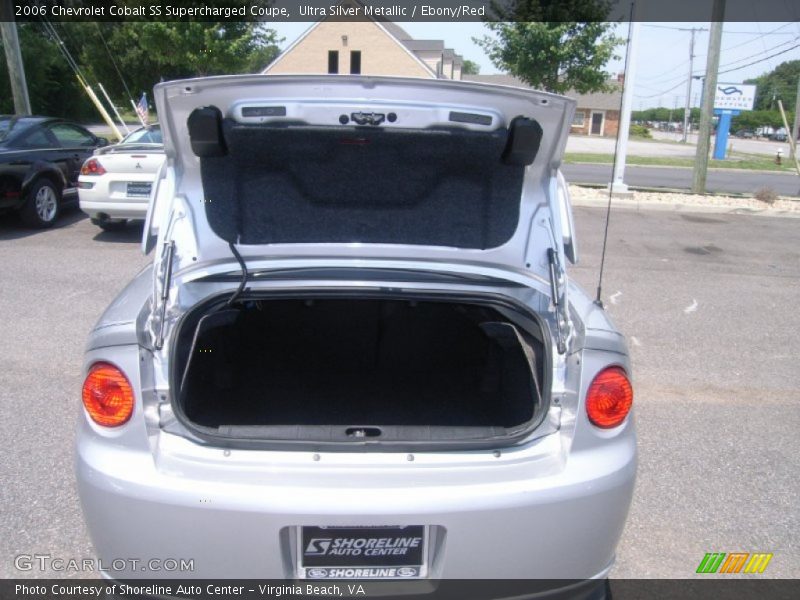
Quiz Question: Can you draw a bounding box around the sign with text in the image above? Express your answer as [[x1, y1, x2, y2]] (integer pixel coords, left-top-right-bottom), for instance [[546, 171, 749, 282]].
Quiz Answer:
[[713, 83, 757, 111]]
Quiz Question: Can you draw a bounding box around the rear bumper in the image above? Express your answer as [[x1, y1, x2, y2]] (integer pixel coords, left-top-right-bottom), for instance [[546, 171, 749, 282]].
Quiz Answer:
[[76, 422, 636, 581], [79, 198, 149, 220], [78, 176, 152, 220]]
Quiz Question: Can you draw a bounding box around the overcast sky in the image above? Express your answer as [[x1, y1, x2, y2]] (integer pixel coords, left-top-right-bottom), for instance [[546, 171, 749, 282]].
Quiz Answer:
[[270, 21, 800, 109]]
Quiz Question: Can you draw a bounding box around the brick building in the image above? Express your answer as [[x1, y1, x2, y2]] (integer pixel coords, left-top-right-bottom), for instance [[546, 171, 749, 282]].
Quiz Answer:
[[262, 3, 463, 79], [462, 74, 623, 137]]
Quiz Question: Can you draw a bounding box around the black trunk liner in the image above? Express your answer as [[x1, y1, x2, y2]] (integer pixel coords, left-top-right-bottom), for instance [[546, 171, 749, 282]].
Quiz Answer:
[[178, 298, 541, 433]]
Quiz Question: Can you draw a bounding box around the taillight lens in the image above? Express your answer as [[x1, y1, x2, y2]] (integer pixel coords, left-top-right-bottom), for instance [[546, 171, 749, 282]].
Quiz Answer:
[[81, 363, 134, 427], [80, 158, 106, 176], [586, 366, 633, 428]]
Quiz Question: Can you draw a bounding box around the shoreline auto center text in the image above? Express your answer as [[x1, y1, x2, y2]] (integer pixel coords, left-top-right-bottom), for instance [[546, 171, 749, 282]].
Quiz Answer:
[[14, 583, 368, 598]]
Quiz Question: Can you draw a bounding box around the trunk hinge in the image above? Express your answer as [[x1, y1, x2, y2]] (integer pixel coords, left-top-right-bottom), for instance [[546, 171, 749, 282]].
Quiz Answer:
[[154, 240, 175, 350], [547, 247, 569, 354]]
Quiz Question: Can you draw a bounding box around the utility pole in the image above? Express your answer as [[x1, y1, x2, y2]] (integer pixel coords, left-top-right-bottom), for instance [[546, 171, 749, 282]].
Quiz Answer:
[[682, 29, 699, 142], [0, 0, 32, 114], [692, 0, 725, 194], [671, 26, 708, 143]]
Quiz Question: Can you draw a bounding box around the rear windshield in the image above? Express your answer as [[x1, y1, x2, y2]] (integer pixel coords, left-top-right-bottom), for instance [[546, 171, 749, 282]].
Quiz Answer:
[[123, 126, 162, 144], [199, 121, 527, 249]]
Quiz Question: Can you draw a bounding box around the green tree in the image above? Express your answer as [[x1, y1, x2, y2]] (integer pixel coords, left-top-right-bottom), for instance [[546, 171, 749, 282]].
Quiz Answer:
[[0, 23, 96, 118], [72, 22, 281, 103], [745, 60, 800, 111], [2, 21, 281, 120], [462, 59, 481, 75], [732, 110, 790, 132], [474, 1, 623, 94]]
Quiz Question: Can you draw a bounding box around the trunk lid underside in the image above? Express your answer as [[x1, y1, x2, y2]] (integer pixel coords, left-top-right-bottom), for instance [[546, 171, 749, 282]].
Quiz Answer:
[[153, 75, 575, 275]]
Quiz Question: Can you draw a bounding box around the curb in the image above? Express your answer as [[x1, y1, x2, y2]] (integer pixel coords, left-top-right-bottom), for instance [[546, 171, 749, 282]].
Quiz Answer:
[[570, 196, 800, 218], [563, 161, 798, 176]]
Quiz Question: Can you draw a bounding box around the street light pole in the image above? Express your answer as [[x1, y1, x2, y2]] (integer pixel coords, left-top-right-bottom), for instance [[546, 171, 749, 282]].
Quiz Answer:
[[610, 7, 641, 195]]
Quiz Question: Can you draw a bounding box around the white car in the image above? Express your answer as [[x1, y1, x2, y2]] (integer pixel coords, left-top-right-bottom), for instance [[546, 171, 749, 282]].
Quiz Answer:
[[78, 125, 165, 231]]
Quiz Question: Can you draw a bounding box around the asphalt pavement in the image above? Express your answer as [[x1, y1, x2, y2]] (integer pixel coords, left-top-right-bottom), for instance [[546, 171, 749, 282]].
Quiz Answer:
[[0, 207, 797, 579], [570, 131, 793, 158], [563, 163, 800, 197]]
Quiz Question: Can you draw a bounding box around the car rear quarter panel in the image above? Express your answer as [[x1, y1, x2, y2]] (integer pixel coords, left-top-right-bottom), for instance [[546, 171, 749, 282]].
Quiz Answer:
[[87, 264, 152, 350], [76, 278, 636, 581]]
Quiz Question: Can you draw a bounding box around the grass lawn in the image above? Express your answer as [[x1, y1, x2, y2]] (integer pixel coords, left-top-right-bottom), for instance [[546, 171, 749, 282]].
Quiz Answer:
[[564, 152, 796, 172]]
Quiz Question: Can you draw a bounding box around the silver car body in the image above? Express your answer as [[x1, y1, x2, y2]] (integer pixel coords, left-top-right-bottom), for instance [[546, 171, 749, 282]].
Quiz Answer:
[[77, 75, 635, 583]]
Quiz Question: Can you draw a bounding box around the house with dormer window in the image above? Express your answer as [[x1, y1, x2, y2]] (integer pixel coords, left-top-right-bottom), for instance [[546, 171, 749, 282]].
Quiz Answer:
[[262, 2, 463, 79]]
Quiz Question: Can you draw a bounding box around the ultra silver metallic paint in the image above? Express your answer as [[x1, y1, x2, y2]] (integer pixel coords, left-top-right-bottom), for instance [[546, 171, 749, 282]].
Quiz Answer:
[[77, 75, 636, 583]]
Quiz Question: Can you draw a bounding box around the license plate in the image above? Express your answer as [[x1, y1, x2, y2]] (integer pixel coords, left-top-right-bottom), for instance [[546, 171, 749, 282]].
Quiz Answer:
[[298, 526, 428, 579], [126, 182, 152, 197]]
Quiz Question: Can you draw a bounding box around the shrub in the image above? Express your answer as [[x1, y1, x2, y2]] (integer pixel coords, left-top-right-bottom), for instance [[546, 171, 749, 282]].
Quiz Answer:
[[754, 187, 779, 205], [629, 124, 652, 138]]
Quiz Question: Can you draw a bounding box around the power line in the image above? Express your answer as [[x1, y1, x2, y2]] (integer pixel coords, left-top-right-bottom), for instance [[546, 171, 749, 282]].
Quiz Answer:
[[717, 35, 800, 71], [639, 57, 696, 81], [39, 19, 88, 85], [718, 42, 800, 75], [634, 79, 688, 99], [93, 23, 135, 104], [721, 22, 796, 52], [641, 34, 800, 90], [639, 22, 795, 87], [643, 23, 796, 35]]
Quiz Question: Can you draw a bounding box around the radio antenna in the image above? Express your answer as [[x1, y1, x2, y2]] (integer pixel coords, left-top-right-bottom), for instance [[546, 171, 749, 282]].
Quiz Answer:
[[596, 3, 635, 307]]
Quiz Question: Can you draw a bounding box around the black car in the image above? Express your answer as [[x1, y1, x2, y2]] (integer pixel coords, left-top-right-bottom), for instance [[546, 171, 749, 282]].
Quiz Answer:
[[0, 116, 108, 227]]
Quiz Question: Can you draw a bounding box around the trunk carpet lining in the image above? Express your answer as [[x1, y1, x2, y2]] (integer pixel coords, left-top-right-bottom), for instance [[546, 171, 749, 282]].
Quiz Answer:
[[199, 122, 525, 249], [179, 299, 541, 432]]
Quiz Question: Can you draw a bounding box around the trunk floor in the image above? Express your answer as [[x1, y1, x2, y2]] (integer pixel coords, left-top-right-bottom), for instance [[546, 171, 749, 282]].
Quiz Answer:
[[189, 367, 502, 427]]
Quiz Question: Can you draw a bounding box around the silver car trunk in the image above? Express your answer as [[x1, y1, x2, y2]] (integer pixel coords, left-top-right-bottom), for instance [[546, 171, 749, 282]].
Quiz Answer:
[[149, 75, 575, 270], [147, 75, 577, 449]]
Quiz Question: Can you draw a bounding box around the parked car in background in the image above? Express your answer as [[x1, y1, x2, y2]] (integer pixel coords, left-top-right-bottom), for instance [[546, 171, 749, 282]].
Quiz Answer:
[[77, 76, 636, 594], [735, 129, 755, 139], [0, 115, 108, 227], [78, 124, 165, 231]]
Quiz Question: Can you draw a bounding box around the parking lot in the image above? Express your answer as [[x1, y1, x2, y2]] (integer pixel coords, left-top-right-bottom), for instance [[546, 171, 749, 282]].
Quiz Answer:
[[0, 204, 798, 578]]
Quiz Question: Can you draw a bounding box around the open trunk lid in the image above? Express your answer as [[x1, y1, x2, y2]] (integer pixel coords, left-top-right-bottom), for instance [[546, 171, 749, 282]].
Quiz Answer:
[[149, 75, 577, 350]]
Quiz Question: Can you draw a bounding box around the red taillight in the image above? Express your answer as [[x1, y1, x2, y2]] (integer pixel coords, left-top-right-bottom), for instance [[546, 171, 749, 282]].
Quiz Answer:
[[80, 158, 106, 176], [81, 363, 134, 427], [586, 366, 633, 429]]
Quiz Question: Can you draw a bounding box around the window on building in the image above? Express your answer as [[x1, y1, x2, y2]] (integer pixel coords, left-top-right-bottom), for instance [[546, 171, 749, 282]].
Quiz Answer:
[[350, 51, 361, 75], [572, 111, 586, 127], [328, 51, 339, 74]]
